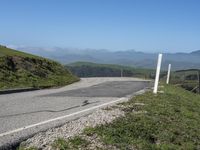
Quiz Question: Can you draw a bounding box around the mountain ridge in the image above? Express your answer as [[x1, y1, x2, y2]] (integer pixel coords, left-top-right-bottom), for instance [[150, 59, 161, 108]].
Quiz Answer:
[[66, 61, 156, 78], [10, 46, 200, 70], [190, 50, 200, 55]]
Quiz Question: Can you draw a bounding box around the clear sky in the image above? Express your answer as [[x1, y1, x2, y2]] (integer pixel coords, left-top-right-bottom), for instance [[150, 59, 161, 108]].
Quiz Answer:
[[0, 0, 200, 52]]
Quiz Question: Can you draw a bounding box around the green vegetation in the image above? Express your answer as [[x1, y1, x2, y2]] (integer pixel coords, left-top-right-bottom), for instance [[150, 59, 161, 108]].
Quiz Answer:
[[0, 46, 79, 90], [18, 137, 89, 150], [82, 85, 200, 149], [168, 69, 200, 93], [0, 45, 40, 58], [52, 138, 70, 150], [52, 136, 90, 149], [17, 146, 37, 150], [66, 61, 163, 79]]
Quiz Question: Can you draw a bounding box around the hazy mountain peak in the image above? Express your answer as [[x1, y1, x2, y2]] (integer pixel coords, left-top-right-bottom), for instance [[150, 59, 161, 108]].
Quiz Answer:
[[190, 50, 200, 55]]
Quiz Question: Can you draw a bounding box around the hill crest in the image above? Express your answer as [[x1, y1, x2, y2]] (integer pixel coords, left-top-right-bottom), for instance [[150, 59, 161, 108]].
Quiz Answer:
[[0, 46, 78, 90]]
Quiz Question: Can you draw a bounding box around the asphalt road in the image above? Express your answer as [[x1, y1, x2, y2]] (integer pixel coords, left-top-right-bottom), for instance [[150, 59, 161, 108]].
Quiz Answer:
[[0, 77, 151, 149]]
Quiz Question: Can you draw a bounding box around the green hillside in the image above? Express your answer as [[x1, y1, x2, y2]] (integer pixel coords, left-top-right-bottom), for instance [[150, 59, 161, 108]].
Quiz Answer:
[[66, 61, 164, 79], [169, 69, 200, 93], [0, 45, 41, 58], [0, 45, 79, 90]]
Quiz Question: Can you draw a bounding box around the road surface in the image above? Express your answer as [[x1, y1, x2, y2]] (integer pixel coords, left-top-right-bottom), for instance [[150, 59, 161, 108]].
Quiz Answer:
[[0, 77, 151, 149]]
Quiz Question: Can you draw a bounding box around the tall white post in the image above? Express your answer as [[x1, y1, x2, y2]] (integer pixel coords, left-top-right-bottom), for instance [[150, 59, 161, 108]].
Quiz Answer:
[[153, 53, 163, 94], [166, 64, 171, 84]]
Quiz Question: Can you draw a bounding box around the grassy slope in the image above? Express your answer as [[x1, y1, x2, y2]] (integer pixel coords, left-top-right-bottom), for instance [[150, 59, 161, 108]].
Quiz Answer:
[[0, 45, 41, 58], [82, 85, 200, 149], [0, 46, 79, 90], [67, 61, 157, 79]]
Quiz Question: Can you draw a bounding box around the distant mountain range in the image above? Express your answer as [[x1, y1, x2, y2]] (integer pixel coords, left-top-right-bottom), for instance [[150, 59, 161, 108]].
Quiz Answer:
[[12, 46, 200, 70]]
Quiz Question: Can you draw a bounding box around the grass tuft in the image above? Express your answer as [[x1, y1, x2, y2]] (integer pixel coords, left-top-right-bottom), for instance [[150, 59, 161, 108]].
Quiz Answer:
[[51, 136, 90, 150], [68, 136, 90, 148], [17, 146, 38, 150], [51, 138, 69, 150]]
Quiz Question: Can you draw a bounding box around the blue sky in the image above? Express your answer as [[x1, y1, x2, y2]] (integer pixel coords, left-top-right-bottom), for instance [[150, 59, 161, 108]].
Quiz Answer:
[[0, 0, 200, 52]]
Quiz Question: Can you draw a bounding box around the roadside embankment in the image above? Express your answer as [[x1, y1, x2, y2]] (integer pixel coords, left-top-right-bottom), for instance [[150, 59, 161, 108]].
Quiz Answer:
[[19, 85, 200, 150]]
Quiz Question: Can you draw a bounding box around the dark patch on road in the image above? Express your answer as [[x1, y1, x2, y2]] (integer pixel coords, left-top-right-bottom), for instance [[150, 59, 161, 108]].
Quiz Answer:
[[44, 81, 151, 98], [0, 88, 39, 95], [0, 101, 99, 119]]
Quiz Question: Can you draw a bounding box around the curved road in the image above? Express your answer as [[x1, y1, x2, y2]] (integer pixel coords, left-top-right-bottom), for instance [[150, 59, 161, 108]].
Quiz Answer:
[[0, 77, 151, 149]]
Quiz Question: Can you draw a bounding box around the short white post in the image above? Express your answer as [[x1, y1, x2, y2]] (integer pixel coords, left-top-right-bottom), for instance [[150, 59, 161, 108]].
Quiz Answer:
[[166, 64, 171, 84], [153, 53, 163, 94], [121, 69, 123, 77]]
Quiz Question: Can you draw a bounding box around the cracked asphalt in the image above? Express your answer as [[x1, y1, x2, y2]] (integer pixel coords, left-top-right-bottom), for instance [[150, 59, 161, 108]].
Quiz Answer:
[[0, 77, 151, 149]]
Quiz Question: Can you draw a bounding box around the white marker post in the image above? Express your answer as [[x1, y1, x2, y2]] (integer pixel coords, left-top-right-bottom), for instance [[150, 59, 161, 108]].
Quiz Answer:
[[166, 64, 171, 84], [153, 53, 163, 94]]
